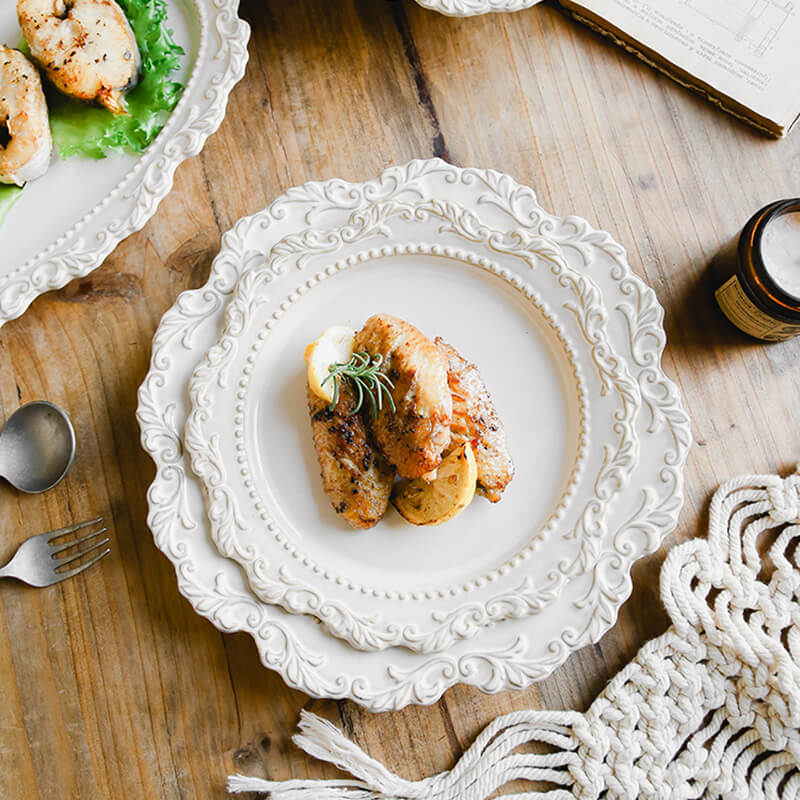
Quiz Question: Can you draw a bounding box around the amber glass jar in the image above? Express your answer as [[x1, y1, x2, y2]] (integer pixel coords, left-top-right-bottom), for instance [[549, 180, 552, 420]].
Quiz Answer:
[[713, 199, 800, 342]]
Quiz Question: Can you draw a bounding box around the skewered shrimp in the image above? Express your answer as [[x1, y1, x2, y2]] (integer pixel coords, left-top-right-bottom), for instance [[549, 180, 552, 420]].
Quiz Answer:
[[0, 46, 52, 186], [18, 0, 141, 115]]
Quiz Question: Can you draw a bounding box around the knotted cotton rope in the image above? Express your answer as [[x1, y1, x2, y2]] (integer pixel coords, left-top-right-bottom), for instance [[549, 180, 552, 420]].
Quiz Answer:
[[229, 467, 800, 800]]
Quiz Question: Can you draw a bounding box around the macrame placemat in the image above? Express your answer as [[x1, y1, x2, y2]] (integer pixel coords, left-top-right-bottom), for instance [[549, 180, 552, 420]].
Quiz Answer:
[[228, 467, 800, 799]]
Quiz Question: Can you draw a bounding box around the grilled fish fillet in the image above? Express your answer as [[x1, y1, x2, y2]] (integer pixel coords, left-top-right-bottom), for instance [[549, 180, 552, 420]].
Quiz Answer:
[[354, 314, 452, 479], [0, 47, 52, 186], [307, 383, 395, 529], [435, 338, 514, 502], [18, 0, 141, 114]]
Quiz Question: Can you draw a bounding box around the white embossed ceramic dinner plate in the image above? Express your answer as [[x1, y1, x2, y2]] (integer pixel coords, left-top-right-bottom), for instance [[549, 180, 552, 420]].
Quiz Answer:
[[138, 160, 691, 708], [183, 186, 678, 655], [0, 1, 249, 327], [414, 0, 542, 16]]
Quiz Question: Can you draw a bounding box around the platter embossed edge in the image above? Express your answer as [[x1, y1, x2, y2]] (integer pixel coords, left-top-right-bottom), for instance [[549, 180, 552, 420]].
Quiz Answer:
[[414, 0, 542, 17]]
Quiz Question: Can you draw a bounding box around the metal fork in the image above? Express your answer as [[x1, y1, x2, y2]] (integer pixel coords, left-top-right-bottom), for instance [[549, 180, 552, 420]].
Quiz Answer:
[[0, 518, 109, 587]]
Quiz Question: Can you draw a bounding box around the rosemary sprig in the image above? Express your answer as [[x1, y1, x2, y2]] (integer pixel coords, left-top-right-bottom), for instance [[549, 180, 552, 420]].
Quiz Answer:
[[322, 352, 397, 418]]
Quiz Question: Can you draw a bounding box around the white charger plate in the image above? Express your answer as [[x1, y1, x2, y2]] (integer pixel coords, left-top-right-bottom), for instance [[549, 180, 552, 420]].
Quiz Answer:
[[138, 160, 692, 709], [414, 0, 542, 16], [182, 188, 678, 655], [0, 0, 249, 327]]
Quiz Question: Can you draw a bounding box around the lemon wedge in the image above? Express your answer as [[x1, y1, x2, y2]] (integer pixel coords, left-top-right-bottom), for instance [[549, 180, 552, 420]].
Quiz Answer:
[[305, 325, 356, 404], [391, 443, 477, 526]]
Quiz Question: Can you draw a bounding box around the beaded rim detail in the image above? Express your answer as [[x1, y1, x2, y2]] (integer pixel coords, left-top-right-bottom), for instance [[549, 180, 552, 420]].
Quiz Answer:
[[139, 158, 692, 705], [232, 243, 589, 596], [183, 195, 646, 654]]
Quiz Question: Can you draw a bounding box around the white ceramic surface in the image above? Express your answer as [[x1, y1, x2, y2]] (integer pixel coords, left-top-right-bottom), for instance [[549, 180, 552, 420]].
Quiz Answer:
[[138, 160, 692, 709], [0, 0, 249, 327], [183, 186, 682, 655], [414, 0, 542, 16]]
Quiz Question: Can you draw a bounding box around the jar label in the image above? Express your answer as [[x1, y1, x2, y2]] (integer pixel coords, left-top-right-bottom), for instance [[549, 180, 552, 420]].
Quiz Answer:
[[715, 275, 800, 341]]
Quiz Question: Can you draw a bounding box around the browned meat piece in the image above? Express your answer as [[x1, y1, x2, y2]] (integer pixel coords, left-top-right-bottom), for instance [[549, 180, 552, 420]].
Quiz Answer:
[[354, 315, 452, 479], [435, 338, 514, 502], [307, 383, 395, 529], [18, 0, 142, 115]]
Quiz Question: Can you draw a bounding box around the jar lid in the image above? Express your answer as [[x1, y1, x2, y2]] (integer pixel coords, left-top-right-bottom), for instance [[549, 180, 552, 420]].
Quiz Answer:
[[758, 201, 800, 302], [749, 199, 800, 312]]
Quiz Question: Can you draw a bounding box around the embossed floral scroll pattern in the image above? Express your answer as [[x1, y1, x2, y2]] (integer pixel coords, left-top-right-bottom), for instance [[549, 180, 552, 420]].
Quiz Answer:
[[185, 197, 643, 654], [139, 159, 690, 710], [415, 0, 541, 17]]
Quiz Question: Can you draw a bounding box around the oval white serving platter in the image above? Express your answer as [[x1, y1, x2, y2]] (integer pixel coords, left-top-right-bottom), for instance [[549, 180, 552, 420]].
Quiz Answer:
[[183, 192, 667, 655], [414, 0, 542, 16], [0, 0, 249, 327], [139, 159, 692, 710]]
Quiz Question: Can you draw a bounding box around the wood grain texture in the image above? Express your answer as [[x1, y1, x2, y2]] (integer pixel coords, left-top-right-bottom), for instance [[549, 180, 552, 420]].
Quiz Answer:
[[1, 0, 799, 797]]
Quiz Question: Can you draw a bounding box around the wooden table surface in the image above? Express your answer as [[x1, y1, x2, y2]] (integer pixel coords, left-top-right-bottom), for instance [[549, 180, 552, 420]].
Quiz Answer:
[[1, 1, 799, 797]]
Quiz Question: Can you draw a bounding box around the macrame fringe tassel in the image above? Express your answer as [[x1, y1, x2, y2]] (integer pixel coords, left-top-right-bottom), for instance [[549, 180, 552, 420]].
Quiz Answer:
[[226, 775, 375, 799], [228, 709, 581, 799]]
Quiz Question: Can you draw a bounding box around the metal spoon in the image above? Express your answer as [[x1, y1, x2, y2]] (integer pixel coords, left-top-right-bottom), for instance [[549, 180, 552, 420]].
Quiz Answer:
[[0, 402, 76, 493]]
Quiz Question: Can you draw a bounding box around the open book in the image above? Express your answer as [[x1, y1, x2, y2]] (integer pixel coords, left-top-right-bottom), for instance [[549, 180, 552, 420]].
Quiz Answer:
[[558, 0, 800, 137]]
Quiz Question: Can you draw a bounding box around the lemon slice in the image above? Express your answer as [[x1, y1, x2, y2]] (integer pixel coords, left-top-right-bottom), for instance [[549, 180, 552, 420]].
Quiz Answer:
[[305, 325, 356, 404], [391, 443, 477, 526]]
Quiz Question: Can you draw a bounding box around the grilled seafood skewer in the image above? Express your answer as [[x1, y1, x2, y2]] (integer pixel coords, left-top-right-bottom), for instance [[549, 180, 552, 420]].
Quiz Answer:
[[354, 314, 452, 480], [304, 316, 514, 528], [435, 338, 514, 502], [307, 383, 395, 530], [0, 46, 52, 186], [18, 0, 141, 114]]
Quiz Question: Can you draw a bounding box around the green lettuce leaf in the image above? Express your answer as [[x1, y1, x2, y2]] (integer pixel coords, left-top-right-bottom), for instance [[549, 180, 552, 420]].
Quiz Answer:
[[0, 184, 24, 226], [46, 0, 184, 159]]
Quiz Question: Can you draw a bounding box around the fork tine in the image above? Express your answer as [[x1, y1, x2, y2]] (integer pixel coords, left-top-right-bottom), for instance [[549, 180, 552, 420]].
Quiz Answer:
[[52, 546, 111, 581], [50, 527, 108, 558], [52, 536, 110, 563], [47, 517, 103, 543]]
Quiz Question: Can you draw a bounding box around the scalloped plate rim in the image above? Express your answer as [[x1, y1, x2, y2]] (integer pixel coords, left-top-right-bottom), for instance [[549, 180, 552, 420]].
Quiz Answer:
[[414, 0, 543, 17], [182, 196, 660, 655], [138, 158, 692, 710]]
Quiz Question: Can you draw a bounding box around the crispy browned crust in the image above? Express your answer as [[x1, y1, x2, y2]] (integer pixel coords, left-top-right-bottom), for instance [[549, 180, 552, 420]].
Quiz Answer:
[[307, 383, 395, 529], [435, 338, 514, 502], [354, 315, 452, 479]]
